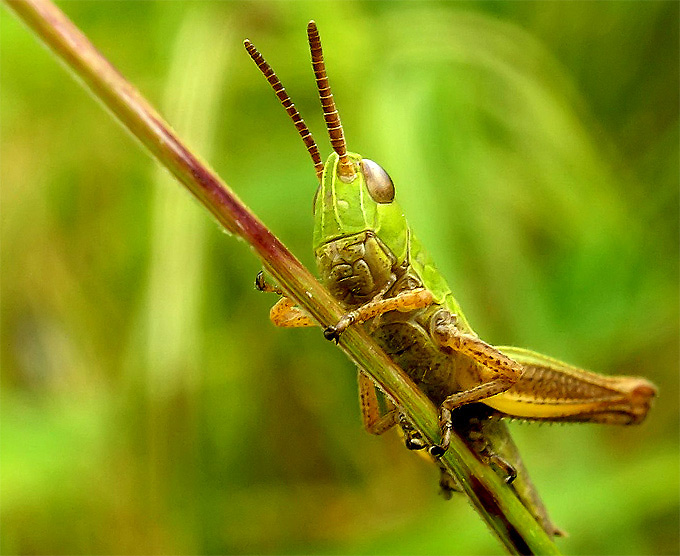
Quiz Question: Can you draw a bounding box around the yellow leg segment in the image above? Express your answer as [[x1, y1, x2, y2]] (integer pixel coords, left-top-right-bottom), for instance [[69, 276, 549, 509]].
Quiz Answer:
[[256, 271, 317, 328], [268, 297, 316, 328]]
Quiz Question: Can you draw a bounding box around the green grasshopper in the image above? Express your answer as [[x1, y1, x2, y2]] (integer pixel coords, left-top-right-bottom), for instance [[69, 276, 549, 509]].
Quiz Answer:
[[244, 22, 657, 536]]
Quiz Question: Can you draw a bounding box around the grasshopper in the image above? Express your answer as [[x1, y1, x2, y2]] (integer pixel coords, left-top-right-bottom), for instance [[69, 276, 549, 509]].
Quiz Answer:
[[244, 22, 657, 536]]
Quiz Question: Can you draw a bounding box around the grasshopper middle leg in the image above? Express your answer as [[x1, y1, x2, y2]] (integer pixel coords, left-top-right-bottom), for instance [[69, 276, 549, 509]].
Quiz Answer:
[[257, 273, 525, 459], [428, 309, 523, 456]]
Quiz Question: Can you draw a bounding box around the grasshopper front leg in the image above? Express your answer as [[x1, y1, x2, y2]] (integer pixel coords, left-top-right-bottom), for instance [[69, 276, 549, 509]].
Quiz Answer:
[[257, 278, 431, 451], [323, 288, 435, 341]]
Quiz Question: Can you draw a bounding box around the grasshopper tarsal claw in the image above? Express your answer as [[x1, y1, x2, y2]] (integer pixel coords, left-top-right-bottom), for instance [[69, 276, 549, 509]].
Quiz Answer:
[[324, 312, 357, 342], [323, 325, 340, 343], [399, 414, 427, 450], [255, 271, 266, 291], [255, 271, 284, 295], [429, 444, 447, 458], [324, 312, 356, 342], [405, 436, 426, 451]]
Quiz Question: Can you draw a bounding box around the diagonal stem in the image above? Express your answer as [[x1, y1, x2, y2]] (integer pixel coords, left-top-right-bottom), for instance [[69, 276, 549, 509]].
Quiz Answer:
[[4, 1, 560, 553]]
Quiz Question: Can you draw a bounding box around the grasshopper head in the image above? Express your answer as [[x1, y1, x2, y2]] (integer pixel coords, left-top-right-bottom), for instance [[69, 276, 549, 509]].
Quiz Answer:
[[312, 152, 408, 257], [312, 152, 409, 305]]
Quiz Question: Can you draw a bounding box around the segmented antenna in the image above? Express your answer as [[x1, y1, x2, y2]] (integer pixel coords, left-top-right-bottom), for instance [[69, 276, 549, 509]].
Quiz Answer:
[[306, 21, 356, 181], [244, 39, 324, 181]]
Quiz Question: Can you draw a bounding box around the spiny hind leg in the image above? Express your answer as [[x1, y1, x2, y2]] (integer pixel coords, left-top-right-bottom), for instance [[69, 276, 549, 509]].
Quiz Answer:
[[324, 288, 434, 341], [429, 310, 523, 456], [256, 271, 317, 328]]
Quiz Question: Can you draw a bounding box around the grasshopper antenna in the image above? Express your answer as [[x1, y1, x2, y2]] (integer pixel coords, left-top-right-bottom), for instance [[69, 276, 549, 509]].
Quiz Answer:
[[244, 39, 324, 181], [307, 21, 356, 181]]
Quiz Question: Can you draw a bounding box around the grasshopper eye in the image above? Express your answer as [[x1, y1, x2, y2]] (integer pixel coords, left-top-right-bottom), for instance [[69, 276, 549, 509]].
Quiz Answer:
[[361, 159, 395, 204]]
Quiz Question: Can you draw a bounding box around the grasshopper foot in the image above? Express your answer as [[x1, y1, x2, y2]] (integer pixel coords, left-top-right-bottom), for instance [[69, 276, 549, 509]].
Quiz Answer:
[[428, 407, 453, 457], [429, 444, 446, 458], [323, 325, 340, 343], [406, 436, 426, 451], [255, 271, 266, 291], [324, 314, 355, 342], [255, 271, 283, 295], [398, 415, 427, 450]]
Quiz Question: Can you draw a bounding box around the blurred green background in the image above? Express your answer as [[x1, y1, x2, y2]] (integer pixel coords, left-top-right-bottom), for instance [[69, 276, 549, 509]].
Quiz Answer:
[[2, 1, 678, 554]]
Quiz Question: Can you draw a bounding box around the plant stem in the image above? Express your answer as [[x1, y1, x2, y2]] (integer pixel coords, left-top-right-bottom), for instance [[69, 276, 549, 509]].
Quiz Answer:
[[5, 0, 559, 553]]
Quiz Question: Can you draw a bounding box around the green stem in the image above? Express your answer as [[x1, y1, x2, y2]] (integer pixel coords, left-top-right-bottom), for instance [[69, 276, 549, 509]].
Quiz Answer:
[[5, 1, 559, 553]]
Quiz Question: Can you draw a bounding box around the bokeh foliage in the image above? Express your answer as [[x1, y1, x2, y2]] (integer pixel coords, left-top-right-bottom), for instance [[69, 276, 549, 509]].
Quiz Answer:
[[1, 2, 678, 554]]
